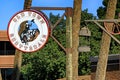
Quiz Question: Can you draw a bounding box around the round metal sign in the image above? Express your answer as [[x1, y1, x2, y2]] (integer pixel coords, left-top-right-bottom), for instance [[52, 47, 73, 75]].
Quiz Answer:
[[7, 10, 50, 52]]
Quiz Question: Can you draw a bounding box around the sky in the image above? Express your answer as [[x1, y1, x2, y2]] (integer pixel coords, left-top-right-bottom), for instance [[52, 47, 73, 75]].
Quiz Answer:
[[0, 0, 103, 30]]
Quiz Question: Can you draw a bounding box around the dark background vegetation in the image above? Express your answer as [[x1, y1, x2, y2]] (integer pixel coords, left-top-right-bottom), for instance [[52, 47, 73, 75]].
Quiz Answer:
[[21, 0, 120, 79]]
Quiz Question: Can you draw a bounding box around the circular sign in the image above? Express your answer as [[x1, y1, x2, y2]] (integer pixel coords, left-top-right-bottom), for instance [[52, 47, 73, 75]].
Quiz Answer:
[[8, 10, 50, 52]]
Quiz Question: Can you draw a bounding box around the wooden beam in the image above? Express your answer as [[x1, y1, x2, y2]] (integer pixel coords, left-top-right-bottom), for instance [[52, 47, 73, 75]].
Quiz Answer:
[[31, 7, 69, 10], [85, 19, 120, 22]]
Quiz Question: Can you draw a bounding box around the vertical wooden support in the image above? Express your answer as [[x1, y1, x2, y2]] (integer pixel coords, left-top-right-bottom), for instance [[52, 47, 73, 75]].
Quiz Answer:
[[66, 8, 73, 80], [0, 69, 2, 80], [95, 0, 117, 80], [12, 0, 32, 80], [72, 0, 82, 80], [118, 15, 120, 72], [12, 50, 22, 80], [24, 0, 32, 9]]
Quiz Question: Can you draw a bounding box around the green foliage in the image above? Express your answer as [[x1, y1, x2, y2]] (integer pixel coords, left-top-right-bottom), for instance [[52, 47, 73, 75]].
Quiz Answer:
[[21, 5, 120, 79], [21, 38, 66, 80], [81, 9, 96, 25], [97, 0, 120, 18], [97, 7, 106, 19], [78, 53, 91, 75], [21, 10, 101, 79], [81, 9, 102, 56], [21, 13, 66, 80], [97, 0, 120, 54], [110, 35, 120, 54], [78, 9, 101, 75], [89, 23, 102, 56]]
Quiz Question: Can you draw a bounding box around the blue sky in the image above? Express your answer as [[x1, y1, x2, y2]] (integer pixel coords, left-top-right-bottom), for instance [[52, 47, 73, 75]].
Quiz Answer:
[[0, 0, 103, 30]]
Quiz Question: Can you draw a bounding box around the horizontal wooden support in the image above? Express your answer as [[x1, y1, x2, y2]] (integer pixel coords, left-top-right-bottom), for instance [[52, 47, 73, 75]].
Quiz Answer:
[[31, 7, 72, 10], [85, 19, 120, 22], [0, 55, 15, 68]]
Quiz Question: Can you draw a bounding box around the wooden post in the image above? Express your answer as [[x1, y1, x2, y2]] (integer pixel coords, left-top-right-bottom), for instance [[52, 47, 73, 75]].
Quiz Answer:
[[66, 8, 73, 80], [118, 14, 120, 66], [12, 50, 22, 80], [12, 0, 32, 80], [95, 0, 117, 80], [0, 69, 2, 80], [72, 0, 82, 80]]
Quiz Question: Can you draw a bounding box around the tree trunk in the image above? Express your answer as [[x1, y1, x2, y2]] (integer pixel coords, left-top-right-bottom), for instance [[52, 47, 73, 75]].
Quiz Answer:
[[95, 0, 117, 80], [72, 0, 82, 80]]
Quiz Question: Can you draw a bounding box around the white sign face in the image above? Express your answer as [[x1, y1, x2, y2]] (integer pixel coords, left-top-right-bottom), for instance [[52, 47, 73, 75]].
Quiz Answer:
[[8, 10, 50, 52]]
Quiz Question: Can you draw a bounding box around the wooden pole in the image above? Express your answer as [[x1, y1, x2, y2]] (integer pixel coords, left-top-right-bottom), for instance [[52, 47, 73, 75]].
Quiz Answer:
[[0, 69, 2, 80], [12, 0, 32, 80], [95, 0, 117, 80], [72, 0, 82, 80], [66, 8, 73, 80], [13, 50, 22, 80]]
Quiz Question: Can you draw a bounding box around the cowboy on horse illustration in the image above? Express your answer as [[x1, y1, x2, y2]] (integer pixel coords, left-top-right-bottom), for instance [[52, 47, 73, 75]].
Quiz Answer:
[[20, 19, 40, 45]]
